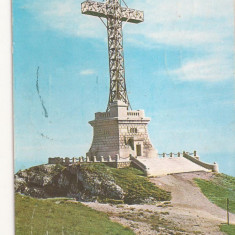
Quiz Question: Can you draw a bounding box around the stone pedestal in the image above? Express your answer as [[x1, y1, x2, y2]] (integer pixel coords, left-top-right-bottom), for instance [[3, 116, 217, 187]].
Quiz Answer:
[[86, 100, 157, 160]]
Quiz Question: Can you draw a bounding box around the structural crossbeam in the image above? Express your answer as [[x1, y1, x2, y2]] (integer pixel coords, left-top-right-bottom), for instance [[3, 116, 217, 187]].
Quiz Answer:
[[81, 1, 144, 23]]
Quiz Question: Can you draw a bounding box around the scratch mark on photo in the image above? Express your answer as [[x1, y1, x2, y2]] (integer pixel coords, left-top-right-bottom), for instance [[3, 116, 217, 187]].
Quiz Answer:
[[36, 66, 48, 118], [40, 132, 53, 141]]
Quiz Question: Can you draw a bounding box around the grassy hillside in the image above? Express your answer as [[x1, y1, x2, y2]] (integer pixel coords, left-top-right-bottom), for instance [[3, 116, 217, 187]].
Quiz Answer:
[[15, 163, 171, 204], [15, 194, 134, 235], [220, 224, 235, 235], [15, 164, 171, 234], [110, 166, 171, 204], [194, 173, 235, 213], [81, 164, 171, 204], [194, 174, 235, 234]]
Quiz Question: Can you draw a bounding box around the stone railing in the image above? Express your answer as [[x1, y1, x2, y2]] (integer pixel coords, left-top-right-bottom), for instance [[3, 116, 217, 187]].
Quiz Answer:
[[86, 154, 121, 163], [48, 157, 85, 165], [158, 152, 183, 158], [95, 112, 111, 119], [158, 150, 218, 172], [127, 111, 140, 116], [158, 150, 201, 159], [127, 110, 144, 118], [48, 154, 131, 168], [183, 151, 219, 173]]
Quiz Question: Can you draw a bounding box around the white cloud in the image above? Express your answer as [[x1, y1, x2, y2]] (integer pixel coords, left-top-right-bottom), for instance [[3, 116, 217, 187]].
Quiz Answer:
[[126, 0, 233, 44], [147, 30, 221, 47], [126, 0, 234, 82], [23, 0, 105, 38], [24, 0, 233, 43], [170, 57, 234, 82], [22, 0, 234, 82], [80, 69, 96, 75], [133, 0, 233, 23]]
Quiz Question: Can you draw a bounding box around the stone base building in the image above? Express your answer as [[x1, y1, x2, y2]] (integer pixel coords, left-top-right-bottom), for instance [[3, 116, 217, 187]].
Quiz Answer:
[[87, 100, 157, 160]]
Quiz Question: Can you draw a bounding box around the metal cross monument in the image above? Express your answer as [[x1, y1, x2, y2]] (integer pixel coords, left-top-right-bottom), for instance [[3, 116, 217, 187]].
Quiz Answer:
[[81, 0, 144, 111]]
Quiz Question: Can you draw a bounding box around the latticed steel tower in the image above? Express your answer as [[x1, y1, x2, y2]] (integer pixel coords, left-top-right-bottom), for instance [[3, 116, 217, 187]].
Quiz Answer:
[[81, 0, 144, 111], [82, 1, 157, 160]]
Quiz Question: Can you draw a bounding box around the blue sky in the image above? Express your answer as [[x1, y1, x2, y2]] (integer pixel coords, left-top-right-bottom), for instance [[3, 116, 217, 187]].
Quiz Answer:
[[13, 0, 235, 175]]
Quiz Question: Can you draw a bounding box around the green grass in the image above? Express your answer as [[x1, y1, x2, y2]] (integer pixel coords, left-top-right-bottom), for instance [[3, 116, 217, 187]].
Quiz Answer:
[[15, 193, 134, 235], [109, 167, 171, 204], [220, 224, 235, 235], [194, 174, 235, 213], [79, 163, 171, 204]]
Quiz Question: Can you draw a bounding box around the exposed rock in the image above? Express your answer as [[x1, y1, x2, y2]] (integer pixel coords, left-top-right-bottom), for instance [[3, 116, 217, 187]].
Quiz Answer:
[[15, 163, 124, 202]]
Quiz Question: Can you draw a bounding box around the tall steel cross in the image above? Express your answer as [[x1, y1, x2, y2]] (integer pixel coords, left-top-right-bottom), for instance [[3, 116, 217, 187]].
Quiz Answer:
[[81, 0, 144, 111]]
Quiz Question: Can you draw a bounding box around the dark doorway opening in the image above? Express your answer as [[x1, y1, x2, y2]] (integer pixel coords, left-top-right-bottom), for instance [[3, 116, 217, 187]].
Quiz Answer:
[[136, 144, 141, 156]]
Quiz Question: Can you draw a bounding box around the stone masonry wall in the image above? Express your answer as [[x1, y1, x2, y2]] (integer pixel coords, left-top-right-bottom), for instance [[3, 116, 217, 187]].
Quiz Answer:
[[87, 101, 157, 160], [87, 119, 120, 160], [87, 119, 157, 159], [118, 122, 155, 158]]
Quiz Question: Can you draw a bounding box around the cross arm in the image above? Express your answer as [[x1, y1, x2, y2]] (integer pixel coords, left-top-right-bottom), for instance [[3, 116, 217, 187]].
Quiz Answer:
[[81, 1, 144, 24], [81, 1, 107, 19], [121, 7, 144, 24]]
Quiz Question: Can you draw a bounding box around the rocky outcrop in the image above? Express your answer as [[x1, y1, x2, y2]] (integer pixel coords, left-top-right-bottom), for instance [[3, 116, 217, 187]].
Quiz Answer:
[[15, 164, 124, 202]]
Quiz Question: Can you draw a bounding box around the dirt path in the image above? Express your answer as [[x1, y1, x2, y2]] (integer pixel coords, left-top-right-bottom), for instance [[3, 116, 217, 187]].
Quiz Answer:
[[83, 172, 234, 234], [151, 172, 235, 223]]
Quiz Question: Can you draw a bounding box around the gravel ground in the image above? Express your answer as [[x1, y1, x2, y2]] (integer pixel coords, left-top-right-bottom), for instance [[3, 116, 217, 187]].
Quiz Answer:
[[83, 172, 235, 235]]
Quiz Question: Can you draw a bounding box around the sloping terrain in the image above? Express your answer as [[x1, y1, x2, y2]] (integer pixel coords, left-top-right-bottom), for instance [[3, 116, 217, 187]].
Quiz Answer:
[[194, 173, 235, 213], [85, 172, 235, 234], [15, 194, 134, 235], [151, 172, 235, 233], [15, 163, 170, 204], [15, 164, 235, 234]]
